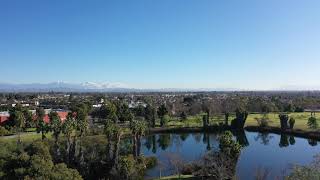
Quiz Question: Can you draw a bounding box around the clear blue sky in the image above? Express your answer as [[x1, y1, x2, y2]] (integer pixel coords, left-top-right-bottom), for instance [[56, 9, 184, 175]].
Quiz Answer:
[[1, 0, 320, 90]]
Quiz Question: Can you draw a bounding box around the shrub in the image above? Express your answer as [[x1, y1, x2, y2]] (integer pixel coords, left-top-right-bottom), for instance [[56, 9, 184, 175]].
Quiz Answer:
[[0, 126, 9, 136], [256, 114, 269, 127], [289, 117, 295, 129], [180, 112, 187, 121], [308, 116, 318, 130], [161, 115, 170, 127], [145, 156, 157, 169]]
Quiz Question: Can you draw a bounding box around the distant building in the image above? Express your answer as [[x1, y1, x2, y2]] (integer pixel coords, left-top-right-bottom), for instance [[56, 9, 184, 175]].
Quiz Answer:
[[93, 104, 102, 108], [11, 103, 30, 107], [0, 109, 69, 125], [0, 111, 10, 125], [128, 101, 147, 108]]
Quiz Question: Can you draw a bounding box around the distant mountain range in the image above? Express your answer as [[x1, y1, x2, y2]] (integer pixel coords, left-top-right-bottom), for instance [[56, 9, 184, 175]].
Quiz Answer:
[[0, 82, 241, 92], [0, 82, 133, 92], [0, 82, 319, 92]]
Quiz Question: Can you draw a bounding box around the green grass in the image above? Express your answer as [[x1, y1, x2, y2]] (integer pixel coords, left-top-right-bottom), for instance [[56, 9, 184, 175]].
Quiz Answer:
[[0, 132, 53, 143], [245, 112, 320, 131], [166, 115, 203, 127], [164, 112, 320, 132]]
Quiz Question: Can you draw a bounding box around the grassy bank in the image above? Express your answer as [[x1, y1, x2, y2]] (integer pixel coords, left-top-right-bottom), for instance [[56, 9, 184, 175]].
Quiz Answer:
[[0, 132, 53, 142], [165, 112, 320, 132], [245, 112, 320, 131]]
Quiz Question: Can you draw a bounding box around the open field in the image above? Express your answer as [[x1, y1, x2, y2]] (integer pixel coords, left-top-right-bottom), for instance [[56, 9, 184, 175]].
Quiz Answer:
[[166, 112, 320, 131], [0, 132, 53, 142], [245, 112, 320, 130]]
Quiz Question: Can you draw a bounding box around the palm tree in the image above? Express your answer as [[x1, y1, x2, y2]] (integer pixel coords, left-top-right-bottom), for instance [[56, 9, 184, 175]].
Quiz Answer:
[[62, 112, 76, 154], [15, 111, 25, 144], [130, 120, 147, 158], [157, 104, 168, 127], [104, 120, 123, 166], [49, 111, 62, 143], [35, 108, 48, 140]]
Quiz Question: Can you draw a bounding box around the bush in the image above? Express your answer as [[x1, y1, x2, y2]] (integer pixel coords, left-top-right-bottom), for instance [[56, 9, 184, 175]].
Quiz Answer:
[[0, 126, 9, 136], [256, 114, 269, 127], [161, 115, 170, 127], [308, 116, 318, 130], [180, 112, 187, 121], [289, 117, 295, 129], [144, 156, 157, 169]]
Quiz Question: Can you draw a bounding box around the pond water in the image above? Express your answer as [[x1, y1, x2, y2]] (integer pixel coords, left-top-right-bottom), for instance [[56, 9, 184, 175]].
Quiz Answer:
[[141, 132, 320, 180]]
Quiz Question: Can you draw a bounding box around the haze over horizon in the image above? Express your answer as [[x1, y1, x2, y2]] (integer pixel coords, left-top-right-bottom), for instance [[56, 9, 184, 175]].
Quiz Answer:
[[1, 0, 320, 90]]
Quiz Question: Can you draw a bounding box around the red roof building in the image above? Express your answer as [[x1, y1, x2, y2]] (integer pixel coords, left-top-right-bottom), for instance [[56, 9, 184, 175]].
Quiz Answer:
[[0, 110, 70, 125], [0, 115, 9, 125]]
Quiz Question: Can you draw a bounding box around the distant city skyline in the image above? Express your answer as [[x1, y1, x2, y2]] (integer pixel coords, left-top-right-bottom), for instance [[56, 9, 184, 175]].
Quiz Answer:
[[1, 0, 320, 90]]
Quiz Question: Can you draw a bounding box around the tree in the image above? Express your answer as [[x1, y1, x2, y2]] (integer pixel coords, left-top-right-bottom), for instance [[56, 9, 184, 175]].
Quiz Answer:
[[23, 109, 34, 128], [76, 107, 89, 137], [231, 108, 248, 129], [8, 104, 26, 137], [104, 120, 123, 166], [62, 112, 76, 153], [279, 114, 289, 130], [145, 104, 156, 128], [8, 105, 26, 143], [117, 102, 134, 123], [130, 120, 147, 158], [49, 112, 62, 143], [69, 102, 90, 137], [0, 141, 83, 180], [289, 117, 295, 129], [35, 108, 49, 140], [308, 116, 318, 130], [203, 114, 208, 128], [224, 112, 229, 126], [192, 131, 242, 179], [219, 131, 242, 157], [133, 105, 145, 117], [100, 102, 118, 123], [157, 104, 168, 127]]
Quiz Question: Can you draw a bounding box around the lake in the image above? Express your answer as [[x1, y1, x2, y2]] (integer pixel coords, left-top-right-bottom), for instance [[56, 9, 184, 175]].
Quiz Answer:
[[141, 132, 320, 180]]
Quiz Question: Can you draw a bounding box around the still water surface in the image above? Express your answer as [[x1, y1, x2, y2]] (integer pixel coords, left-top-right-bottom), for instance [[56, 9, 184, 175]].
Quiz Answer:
[[141, 132, 320, 179]]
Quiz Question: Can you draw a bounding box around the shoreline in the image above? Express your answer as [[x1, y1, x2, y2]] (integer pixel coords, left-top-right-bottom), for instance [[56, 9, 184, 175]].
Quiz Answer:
[[149, 125, 320, 141], [245, 126, 320, 141]]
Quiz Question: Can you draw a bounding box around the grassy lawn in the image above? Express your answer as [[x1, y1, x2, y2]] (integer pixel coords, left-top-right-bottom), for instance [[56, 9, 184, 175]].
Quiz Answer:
[[245, 112, 320, 131], [166, 115, 203, 127], [164, 112, 320, 132], [0, 132, 53, 143]]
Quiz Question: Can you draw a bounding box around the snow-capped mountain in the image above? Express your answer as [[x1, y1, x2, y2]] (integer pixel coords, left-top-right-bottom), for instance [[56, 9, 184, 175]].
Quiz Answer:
[[80, 82, 128, 89]]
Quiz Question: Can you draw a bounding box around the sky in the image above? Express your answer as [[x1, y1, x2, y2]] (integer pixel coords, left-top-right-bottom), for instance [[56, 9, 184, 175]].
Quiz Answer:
[[1, 0, 320, 90]]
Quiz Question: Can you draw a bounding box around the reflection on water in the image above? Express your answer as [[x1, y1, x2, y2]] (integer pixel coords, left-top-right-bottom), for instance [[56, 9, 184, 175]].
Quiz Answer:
[[50, 131, 320, 180], [142, 132, 320, 180]]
